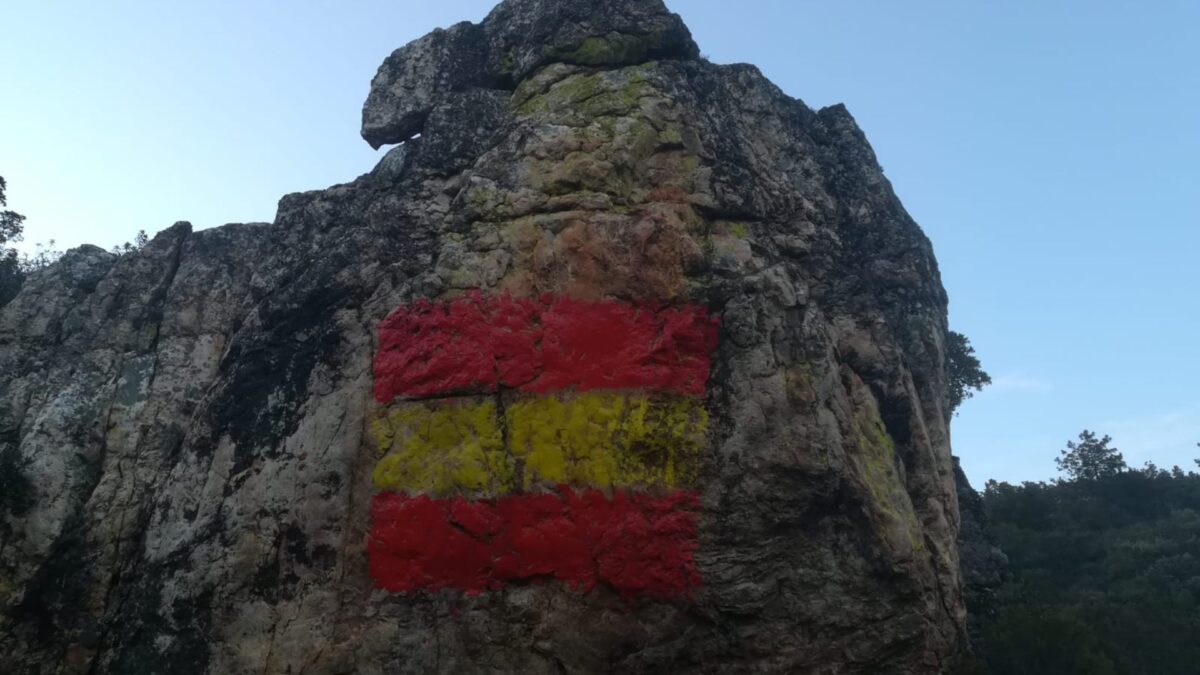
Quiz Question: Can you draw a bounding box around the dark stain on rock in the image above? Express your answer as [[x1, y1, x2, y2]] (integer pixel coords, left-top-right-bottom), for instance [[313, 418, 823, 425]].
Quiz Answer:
[[9, 515, 94, 652], [284, 523, 311, 565], [108, 573, 213, 674], [216, 278, 355, 475], [0, 441, 33, 517]]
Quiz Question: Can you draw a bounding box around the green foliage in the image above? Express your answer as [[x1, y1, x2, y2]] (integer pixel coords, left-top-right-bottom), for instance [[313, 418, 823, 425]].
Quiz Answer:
[[0, 176, 26, 244], [979, 466, 1200, 674], [983, 606, 1118, 674], [21, 240, 64, 271], [1056, 429, 1127, 481], [946, 330, 991, 414], [0, 174, 144, 307], [111, 230, 148, 256], [0, 248, 19, 307], [0, 174, 63, 298], [0, 175, 27, 306]]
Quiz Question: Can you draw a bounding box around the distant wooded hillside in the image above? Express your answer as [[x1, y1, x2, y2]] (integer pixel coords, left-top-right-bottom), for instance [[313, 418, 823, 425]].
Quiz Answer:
[[976, 453, 1200, 674]]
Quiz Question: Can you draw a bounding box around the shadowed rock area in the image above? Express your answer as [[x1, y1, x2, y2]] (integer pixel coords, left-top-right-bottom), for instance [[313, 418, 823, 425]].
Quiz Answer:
[[954, 459, 1010, 658], [0, 0, 968, 672]]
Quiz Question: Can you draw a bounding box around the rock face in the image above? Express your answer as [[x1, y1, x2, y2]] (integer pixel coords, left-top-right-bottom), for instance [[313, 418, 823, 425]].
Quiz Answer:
[[0, 0, 967, 672]]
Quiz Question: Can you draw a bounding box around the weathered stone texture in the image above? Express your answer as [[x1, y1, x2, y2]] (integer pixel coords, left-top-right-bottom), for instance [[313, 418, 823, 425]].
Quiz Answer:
[[1, 0, 967, 672]]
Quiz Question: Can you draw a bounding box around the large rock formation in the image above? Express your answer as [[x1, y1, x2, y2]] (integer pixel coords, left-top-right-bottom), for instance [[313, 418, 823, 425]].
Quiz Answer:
[[0, 0, 967, 672]]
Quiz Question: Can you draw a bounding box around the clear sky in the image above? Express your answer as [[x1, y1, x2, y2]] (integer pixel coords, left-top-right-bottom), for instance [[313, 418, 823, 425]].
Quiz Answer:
[[2, 1, 1197, 486]]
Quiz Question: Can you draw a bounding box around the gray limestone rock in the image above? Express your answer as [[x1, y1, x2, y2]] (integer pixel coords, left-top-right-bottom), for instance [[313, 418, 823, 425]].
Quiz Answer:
[[2, 0, 970, 672]]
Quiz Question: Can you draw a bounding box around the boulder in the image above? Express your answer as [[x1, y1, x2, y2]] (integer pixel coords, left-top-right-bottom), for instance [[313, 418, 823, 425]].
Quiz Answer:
[[1, 1, 968, 672]]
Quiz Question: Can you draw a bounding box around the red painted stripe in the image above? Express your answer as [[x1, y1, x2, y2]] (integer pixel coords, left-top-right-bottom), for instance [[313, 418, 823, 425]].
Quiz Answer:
[[368, 488, 702, 597], [374, 294, 719, 402]]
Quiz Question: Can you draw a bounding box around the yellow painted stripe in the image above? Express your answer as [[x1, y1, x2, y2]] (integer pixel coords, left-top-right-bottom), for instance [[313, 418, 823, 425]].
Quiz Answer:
[[371, 393, 707, 496], [506, 394, 706, 491], [371, 397, 514, 496]]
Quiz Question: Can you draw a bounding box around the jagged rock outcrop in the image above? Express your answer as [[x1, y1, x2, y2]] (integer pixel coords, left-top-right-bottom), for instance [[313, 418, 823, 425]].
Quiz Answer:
[[0, 0, 967, 672], [361, 0, 698, 147]]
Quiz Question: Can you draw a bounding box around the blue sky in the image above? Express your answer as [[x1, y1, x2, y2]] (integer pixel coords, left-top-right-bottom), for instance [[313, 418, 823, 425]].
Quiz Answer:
[[2, 1, 1196, 486]]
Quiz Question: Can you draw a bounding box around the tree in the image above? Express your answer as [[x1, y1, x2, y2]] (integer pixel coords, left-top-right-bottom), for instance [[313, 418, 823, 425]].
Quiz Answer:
[[21, 240, 63, 271], [980, 463, 1200, 673], [1055, 430, 1126, 481], [111, 229, 148, 255], [0, 175, 27, 306], [983, 607, 1118, 675], [946, 330, 992, 414]]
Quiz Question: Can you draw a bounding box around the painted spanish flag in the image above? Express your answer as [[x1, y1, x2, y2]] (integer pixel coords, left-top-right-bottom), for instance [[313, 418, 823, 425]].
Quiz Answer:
[[369, 293, 719, 597]]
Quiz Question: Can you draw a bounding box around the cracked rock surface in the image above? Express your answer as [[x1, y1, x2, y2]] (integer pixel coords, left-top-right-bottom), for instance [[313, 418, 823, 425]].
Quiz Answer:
[[1, 0, 967, 672]]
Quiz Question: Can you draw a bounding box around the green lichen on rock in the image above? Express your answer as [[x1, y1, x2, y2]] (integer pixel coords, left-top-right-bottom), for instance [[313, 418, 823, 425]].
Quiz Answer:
[[555, 31, 667, 66], [516, 71, 688, 207], [464, 185, 512, 221], [530, 153, 639, 201], [852, 393, 925, 554], [784, 364, 815, 404], [657, 125, 685, 147], [515, 67, 653, 119]]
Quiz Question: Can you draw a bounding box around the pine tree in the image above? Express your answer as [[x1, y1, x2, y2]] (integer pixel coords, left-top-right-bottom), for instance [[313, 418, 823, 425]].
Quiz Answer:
[[1055, 430, 1127, 481]]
